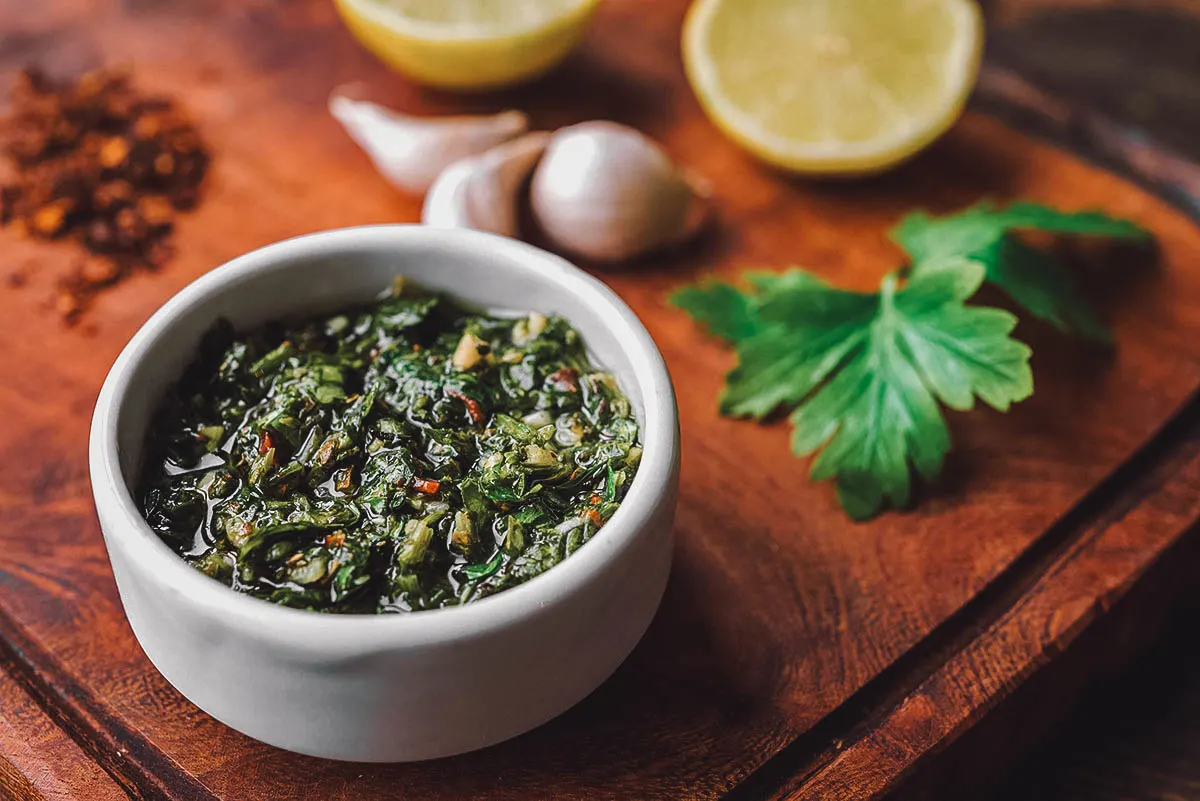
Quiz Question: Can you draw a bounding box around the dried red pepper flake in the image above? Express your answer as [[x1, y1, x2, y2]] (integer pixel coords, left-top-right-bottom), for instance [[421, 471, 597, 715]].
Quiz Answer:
[[333, 467, 355, 493], [548, 366, 579, 391], [313, 436, 337, 467], [412, 477, 440, 495], [79, 257, 119, 286], [324, 531, 346, 549], [0, 66, 210, 322], [257, 430, 276, 455], [446, 388, 485, 425]]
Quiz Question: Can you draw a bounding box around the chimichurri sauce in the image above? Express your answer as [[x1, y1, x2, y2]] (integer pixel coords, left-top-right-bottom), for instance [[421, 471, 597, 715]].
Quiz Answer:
[[137, 280, 642, 613]]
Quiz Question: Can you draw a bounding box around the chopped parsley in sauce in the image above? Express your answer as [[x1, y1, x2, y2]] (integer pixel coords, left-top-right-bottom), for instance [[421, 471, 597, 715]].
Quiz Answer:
[[138, 280, 642, 613]]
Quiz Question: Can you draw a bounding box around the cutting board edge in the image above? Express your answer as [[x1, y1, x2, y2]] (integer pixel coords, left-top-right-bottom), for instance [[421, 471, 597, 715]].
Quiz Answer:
[[761, 388, 1200, 800]]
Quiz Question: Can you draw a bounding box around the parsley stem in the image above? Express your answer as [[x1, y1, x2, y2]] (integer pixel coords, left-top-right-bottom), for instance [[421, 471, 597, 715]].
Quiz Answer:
[[880, 272, 900, 311]]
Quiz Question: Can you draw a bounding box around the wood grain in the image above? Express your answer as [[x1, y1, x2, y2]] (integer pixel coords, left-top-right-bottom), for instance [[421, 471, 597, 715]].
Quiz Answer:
[[972, 593, 1200, 801], [0, 606, 217, 801], [0, 758, 43, 801], [0, 0, 1199, 799], [899, 514, 1200, 801], [0, 656, 126, 801], [763, 392, 1200, 800]]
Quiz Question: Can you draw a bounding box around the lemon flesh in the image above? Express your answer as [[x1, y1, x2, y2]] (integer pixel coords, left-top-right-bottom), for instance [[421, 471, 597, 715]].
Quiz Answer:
[[335, 0, 600, 90], [683, 0, 983, 175]]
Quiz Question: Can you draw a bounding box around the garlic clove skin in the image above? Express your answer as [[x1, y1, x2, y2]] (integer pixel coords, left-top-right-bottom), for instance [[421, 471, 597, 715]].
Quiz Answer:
[[329, 85, 528, 195], [422, 132, 550, 238], [529, 121, 710, 262]]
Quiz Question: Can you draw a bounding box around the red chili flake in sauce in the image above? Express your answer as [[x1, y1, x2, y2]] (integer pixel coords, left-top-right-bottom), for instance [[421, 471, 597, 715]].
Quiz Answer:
[[413, 477, 440, 494], [548, 367, 579, 391], [447, 389, 485, 425]]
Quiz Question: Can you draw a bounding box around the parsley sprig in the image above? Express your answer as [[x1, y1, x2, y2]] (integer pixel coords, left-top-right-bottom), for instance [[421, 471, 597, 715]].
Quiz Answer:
[[672, 202, 1151, 520], [894, 202, 1149, 342]]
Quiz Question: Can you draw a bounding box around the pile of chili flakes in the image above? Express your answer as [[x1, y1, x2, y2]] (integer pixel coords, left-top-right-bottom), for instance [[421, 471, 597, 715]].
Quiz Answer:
[[0, 67, 210, 321]]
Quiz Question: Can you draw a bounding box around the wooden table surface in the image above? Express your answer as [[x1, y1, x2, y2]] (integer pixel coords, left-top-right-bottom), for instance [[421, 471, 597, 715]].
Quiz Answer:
[[3, 1, 1200, 799]]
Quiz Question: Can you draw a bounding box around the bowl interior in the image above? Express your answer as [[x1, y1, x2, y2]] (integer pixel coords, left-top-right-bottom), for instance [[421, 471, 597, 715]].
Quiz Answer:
[[99, 227, 675, 637], [114, 228, 659, 488]]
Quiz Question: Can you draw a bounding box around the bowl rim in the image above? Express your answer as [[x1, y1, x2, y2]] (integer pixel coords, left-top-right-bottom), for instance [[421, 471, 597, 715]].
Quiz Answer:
[[89, 225, 678, 651]]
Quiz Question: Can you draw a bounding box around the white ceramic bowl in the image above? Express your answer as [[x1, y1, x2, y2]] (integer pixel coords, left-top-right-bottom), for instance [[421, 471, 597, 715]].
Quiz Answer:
[[89, 226, 679, 761]]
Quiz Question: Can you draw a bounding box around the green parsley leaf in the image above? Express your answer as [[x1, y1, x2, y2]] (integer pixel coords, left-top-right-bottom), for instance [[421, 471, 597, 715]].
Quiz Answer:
[[892, 201, 1149, 340], [670, 282, 763, 344], [892, 201, 1149, 262], [720, 277, 877, 419], [672, 259, 1033, 520], [977, 237, 1112, 343], [672, 200, 1153, 520], [669, 271, 802, 345], [738, 260, 1032, 518]]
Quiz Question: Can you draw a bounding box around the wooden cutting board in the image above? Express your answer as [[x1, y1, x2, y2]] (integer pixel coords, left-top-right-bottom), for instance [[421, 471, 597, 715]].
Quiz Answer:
[[2, 1, 1200, 799]]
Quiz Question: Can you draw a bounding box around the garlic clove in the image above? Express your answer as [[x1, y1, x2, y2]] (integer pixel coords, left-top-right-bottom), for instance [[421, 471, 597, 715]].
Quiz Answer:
[[422, 132, 550, 238], [529, 121, 710, 262], [329, 85, 528, 195]]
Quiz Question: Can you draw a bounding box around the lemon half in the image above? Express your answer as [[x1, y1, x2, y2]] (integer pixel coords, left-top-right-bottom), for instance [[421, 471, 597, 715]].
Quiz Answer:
[[335, 0, 601, 90], [683, 0, 983, 175]]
